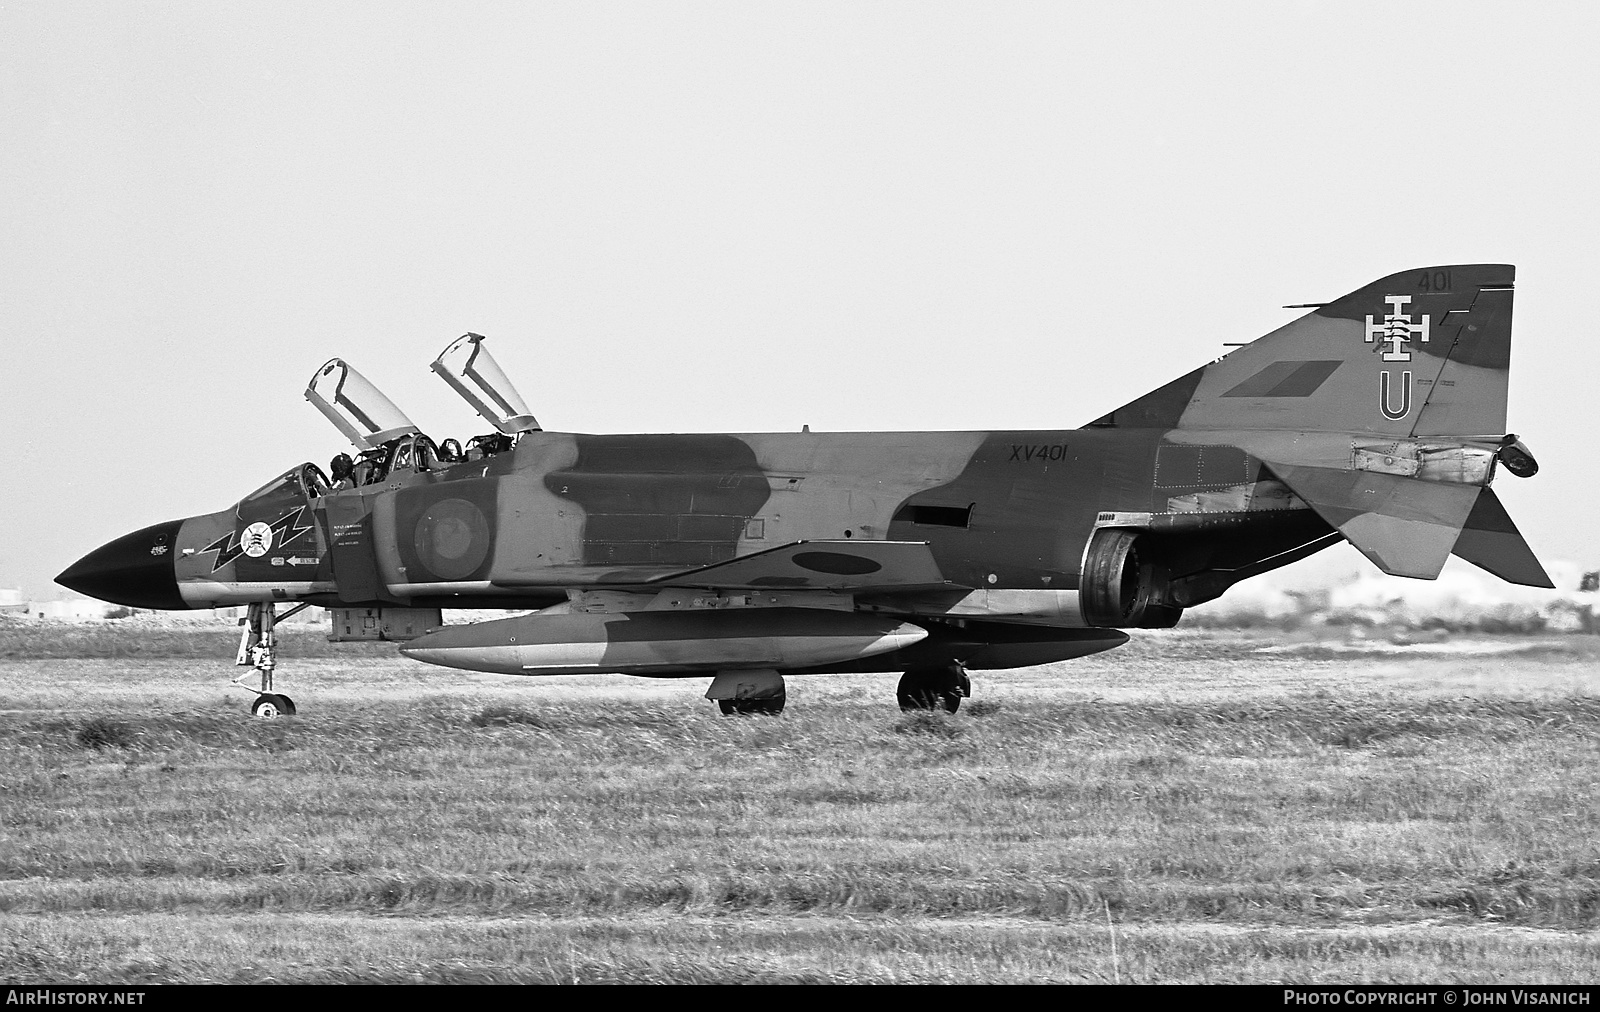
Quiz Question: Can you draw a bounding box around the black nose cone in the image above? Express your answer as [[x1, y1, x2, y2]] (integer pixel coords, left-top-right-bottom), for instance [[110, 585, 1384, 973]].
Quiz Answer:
[[56, 520, 188, 610]]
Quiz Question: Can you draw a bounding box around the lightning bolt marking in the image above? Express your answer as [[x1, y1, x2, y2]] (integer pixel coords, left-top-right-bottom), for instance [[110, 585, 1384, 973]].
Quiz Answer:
[[199, 507, 314, 573], [274, 507, 314, 553]]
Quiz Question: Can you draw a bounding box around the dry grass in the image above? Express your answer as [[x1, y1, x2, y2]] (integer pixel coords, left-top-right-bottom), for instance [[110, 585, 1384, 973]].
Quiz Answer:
[[6, 915, 1598, 984], [0, 621, 362, 660], [1, 627, 1598, 983]]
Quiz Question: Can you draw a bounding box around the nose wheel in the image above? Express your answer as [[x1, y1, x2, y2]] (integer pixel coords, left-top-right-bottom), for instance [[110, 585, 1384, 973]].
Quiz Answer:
[[236, 601, 309, 718], [250, 693, 297, 718]]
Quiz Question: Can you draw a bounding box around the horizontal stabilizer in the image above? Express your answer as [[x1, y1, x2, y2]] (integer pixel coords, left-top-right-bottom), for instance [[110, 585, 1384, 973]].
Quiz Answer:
[[1266, 463, 1480, 580], [651, 540, 950, 591], [1450, 488, 1554, 588]]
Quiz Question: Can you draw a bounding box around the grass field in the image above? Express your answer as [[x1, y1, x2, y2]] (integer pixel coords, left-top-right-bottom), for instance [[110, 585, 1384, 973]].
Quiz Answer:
[[2, 621, 1598, 983]]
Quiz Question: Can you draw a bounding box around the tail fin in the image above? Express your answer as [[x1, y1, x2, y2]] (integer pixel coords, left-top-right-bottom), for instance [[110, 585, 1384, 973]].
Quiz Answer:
[[1090, 264, 1515, 437], [1087, 264, 1550, 588]]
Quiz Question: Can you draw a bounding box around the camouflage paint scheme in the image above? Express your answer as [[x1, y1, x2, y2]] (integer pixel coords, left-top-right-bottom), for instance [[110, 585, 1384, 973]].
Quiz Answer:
[[60, 265, 1549, 684]]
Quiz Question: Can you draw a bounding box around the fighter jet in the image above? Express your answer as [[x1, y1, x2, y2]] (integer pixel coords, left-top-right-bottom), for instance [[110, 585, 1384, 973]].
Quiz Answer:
[[58, 265, 1550, 718]]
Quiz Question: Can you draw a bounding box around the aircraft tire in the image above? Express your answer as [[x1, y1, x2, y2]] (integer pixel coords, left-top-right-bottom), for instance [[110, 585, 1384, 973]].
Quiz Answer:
[[250, 693, 296, 719], [717, 691, 786, 716], [897, 668, 966, 714], [250, 695, 282, 719]]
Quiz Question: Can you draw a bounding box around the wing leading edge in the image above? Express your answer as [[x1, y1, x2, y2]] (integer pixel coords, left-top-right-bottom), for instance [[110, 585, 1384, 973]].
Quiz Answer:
[[650, 540, 952, 592]]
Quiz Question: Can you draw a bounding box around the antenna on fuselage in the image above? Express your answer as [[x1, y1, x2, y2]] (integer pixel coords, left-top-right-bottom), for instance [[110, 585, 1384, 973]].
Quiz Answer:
[[304, 358, 420, 449], [430, 333, 541, 434]]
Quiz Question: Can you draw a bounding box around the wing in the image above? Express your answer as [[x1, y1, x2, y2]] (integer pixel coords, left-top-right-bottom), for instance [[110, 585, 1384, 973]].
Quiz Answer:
[[649, 539, 954, 591]]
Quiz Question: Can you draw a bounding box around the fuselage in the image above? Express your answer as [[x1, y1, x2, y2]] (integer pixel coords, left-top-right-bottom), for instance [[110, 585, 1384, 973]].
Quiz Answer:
[[60, 425, 1332, 631]]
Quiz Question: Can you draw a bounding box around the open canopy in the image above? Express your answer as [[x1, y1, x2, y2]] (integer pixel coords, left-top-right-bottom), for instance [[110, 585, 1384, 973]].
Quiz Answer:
[[304, 358, 418, 449], [430, 333, 540, 435]]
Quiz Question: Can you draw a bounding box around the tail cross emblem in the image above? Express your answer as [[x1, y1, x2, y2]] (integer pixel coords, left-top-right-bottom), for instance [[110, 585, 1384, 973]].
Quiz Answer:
[[1365, 295, 1430, 362], [1366, 295, 1431, 420]]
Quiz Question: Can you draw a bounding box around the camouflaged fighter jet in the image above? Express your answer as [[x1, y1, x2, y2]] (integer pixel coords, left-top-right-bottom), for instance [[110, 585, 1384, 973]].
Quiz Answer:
[[58, 265, 1550, 718]]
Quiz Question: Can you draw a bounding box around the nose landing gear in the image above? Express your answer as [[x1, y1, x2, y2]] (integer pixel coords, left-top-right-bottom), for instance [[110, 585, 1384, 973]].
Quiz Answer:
[[236, 601, 308, 718]]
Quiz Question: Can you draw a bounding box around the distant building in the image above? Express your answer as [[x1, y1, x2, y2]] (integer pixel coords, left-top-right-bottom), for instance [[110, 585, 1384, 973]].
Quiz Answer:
[[0, 588, 24, 614], [29, 598, 117, 620]]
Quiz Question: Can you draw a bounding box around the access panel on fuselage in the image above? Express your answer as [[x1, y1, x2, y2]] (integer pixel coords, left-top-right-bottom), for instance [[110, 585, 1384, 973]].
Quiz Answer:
[[321, 495, 387, 603], [545, 434, 772, 570]]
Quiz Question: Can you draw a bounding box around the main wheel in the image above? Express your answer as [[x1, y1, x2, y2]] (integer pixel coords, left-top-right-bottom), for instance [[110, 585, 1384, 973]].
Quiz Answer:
[[897, 667, 967, 713], [250, 693, 295, 719], [717, 690, 786, 716]]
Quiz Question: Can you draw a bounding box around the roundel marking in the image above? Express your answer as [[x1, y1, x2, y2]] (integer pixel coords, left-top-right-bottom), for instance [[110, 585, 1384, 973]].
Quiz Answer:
[[792, 551, 882, 576], [241, 522, 274, 558], [412, 498, 491, 580]]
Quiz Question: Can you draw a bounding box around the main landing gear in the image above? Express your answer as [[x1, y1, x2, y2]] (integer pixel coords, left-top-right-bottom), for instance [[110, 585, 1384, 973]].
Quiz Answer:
[[897, 664, 970, 713], [236, 601, 310, 719], [718, 693, 786, 716], [706, 669, 786, 716], [704, 665, 973, 716]]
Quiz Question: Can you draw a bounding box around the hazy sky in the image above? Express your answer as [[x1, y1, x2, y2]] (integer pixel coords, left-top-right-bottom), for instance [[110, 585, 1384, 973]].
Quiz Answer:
[[4, 1, 1597, 599]]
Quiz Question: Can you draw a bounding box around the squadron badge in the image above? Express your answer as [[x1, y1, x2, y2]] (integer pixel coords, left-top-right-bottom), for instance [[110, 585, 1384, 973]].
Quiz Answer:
[[241, 522, 275, 558]]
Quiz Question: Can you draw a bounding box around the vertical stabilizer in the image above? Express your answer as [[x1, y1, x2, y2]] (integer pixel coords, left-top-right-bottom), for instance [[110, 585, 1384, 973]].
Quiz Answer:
[[1091, 265, 1516, 438]]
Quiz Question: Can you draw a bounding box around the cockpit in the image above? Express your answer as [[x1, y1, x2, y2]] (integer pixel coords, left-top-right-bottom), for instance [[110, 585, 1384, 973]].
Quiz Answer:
[[338, 429, 513, 490], [287, 334, 538, 498]]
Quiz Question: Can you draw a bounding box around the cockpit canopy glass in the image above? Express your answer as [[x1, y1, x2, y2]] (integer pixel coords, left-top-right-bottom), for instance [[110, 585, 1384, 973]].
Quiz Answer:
[[242, 468, 304, 505], [430, 333, 540, 435], [305, 358, 419, 449], [238, 463, 328, 516]]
